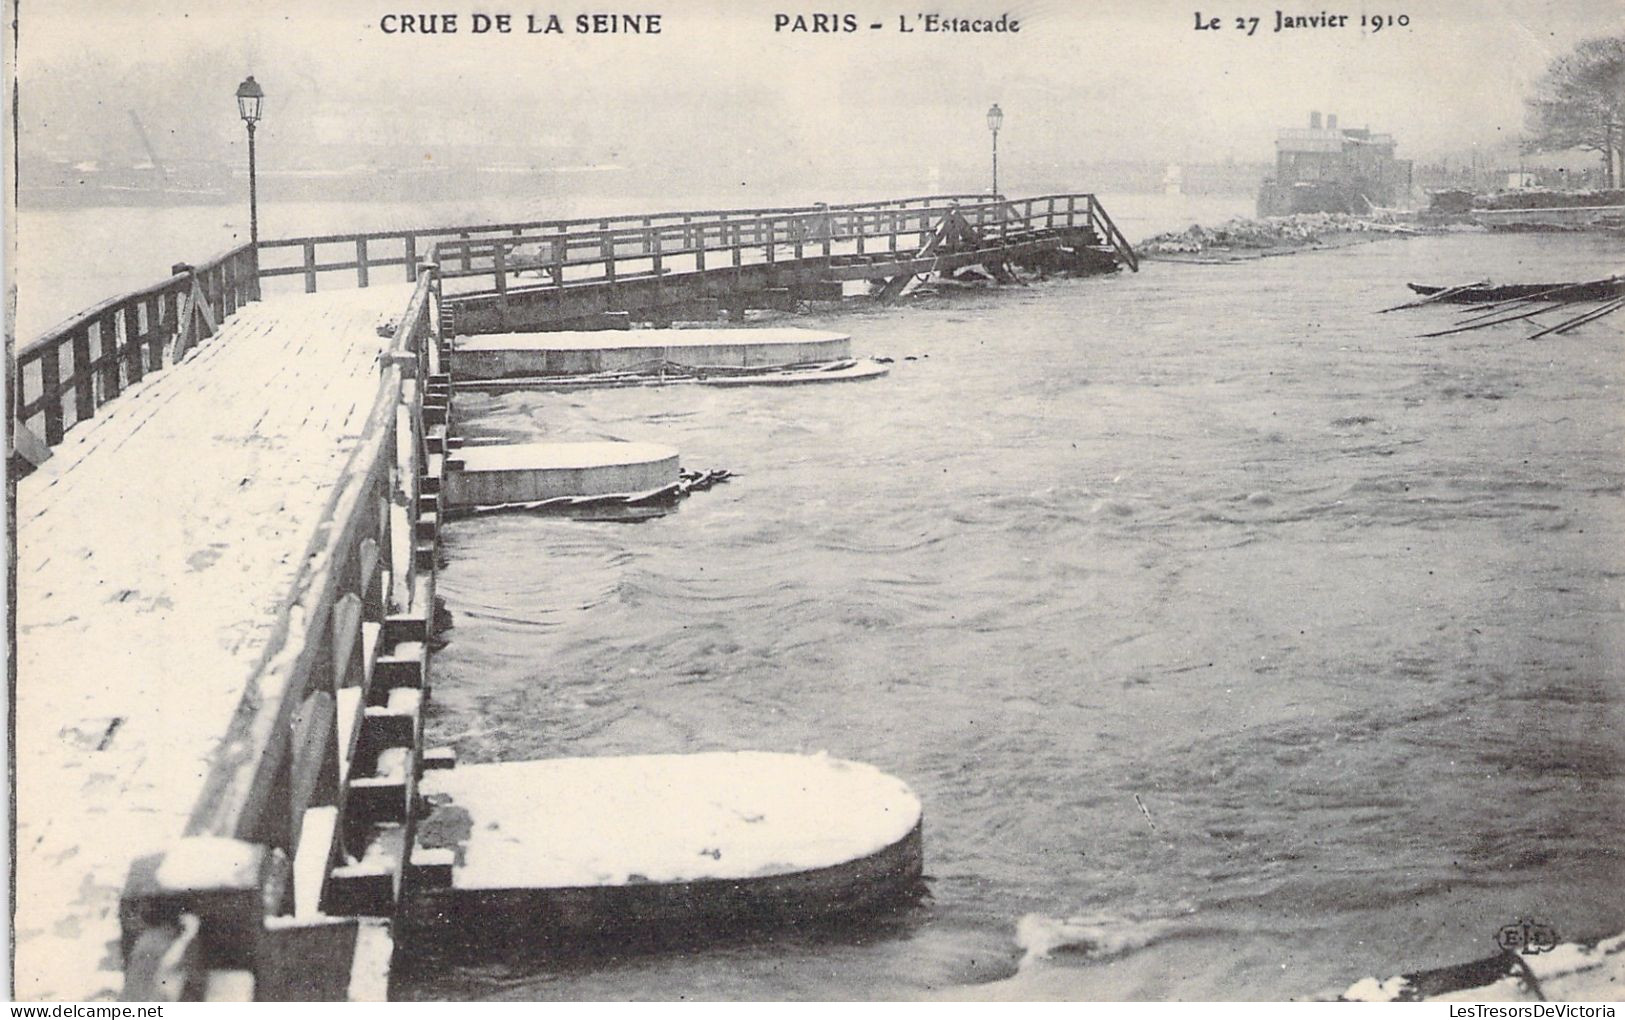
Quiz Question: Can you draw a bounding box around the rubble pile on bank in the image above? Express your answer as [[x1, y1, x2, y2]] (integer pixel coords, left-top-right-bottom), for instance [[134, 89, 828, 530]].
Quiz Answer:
[[1475, 188, 1625, 211], [1140, 213, 1408, 256]]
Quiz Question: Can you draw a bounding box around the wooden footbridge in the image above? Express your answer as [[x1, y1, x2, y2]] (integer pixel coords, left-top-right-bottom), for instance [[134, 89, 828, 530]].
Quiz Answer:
[[256, 192, 1136, 331], [8, 193, 1134, 1001]]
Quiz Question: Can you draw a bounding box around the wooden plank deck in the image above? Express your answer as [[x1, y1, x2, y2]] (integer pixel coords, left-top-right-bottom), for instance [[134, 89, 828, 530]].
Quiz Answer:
[[13, 283, 412, 1001]]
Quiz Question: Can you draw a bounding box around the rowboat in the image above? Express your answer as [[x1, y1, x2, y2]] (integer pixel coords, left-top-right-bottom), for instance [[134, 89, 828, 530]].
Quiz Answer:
[[1406, 278, 1624, 303]]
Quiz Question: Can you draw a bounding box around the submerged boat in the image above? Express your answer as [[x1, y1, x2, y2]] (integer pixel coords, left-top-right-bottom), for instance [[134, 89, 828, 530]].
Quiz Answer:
[[1406, 277, 1624, 303]]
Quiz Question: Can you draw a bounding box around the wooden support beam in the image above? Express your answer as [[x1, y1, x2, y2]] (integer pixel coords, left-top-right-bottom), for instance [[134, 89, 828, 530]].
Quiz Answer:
[[330, 594, 365, 690], [98, 313, 122, 403], [795, 280, 845, 302], [70, 327, 94, 424], [375, 641, 427, 690], [346, 776, 408, 825], [10, 419, 52, 469], [324, 863, 394, 918], [120, 839, 283, 978], [38, 348, 64, 445], [123, 305, 145, 385], [288, 692, 339, 848], [257, 916, 361, 1000], [875, 272, 915, 303], [407, 847, 455, 889], [361, 700, 419, 753]]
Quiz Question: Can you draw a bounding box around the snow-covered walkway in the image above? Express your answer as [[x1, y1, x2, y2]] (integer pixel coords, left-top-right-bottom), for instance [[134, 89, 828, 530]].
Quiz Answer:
[[13, 283, 412, 1000]]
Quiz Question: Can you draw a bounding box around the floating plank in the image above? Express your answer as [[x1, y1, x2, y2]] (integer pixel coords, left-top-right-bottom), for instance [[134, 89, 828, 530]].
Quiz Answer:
[[405, 752, 923, 946], [452, 327, 852, 378], [1528, 297, 1624, 341], [454, 359, 891, 393], [444, 441, 679, 508], [1376, 279, 1488, 313]]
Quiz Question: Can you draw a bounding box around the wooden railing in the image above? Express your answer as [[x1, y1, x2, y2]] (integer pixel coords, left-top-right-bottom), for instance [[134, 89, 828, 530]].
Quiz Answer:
[[1086, 194, 1139, 272], [182, 267, 436, 849], [12, 192, 1132, 457], [14, 243, 259, 449], [428, 193, 1132, 300], [255, 194, 993, 294]]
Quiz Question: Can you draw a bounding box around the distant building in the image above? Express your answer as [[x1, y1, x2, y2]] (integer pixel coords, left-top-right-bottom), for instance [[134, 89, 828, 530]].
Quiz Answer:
[[1257, 111, 1414, 216]]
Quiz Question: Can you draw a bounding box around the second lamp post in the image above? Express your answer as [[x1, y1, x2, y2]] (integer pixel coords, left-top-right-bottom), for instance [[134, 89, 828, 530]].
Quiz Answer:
[[987, 103, 1003, 197]]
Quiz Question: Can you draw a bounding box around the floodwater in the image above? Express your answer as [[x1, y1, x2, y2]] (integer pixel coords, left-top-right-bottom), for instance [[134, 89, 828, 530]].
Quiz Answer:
[[17, 190, 1622, 1000], [389, 232, 1625, 1000]]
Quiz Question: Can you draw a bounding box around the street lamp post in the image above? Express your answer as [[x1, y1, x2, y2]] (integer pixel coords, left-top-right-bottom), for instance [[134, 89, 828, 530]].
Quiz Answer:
[[236, 76, 264, 297], [986, 103, 1003, 197]]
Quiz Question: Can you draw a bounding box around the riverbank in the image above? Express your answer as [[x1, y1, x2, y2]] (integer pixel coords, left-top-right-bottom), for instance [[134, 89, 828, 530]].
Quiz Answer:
[[1140, 212, 1426, 264]]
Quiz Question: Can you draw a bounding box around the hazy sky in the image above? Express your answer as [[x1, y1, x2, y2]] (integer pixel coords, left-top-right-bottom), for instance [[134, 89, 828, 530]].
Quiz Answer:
[[15, 0, 1625, 171]]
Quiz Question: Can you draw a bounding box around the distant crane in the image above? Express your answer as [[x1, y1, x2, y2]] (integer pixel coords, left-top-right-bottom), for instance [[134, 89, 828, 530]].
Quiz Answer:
[[127, 110, 168, 185]]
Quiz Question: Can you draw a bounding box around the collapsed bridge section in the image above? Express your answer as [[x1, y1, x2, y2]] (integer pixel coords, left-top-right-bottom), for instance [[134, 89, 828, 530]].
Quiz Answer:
[[421, 193, 1138, 334]]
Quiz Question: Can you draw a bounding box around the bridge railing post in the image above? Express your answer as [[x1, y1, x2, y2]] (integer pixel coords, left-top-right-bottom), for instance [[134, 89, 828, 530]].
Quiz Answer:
[[222, 254, 237, 318], [246, 240, 262, 302], [551, 226, 567, 289], [119, 838, 289, 1000], [422, 261, 444, 343], [37, 343, 65, 445]]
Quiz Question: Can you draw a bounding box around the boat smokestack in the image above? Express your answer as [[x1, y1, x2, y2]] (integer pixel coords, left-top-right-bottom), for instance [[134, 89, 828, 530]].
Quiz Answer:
[[1327, 113, 1338, 131], [1310, 111, 1322, 129]]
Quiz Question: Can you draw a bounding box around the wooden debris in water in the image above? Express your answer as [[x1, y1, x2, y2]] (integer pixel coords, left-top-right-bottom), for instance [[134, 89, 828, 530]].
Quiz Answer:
[[1400, 274, 1624, 340], [1375, 279, 1487, 313], [1526, 297, 1625, 341]]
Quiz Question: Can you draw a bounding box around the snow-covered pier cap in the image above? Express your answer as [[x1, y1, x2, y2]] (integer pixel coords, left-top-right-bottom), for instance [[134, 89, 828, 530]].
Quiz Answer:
[[405, 752, 924, 943], [453, 327, 853, 378], [444, 440, 680, 508]]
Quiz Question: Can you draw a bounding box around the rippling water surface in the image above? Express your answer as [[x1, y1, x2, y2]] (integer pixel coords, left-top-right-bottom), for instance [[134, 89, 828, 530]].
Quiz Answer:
[[398, 233, 1625, 1000]]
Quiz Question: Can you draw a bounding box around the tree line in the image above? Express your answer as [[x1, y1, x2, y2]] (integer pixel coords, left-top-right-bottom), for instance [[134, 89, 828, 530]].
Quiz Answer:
[[1524, 35, 1625, 188]]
